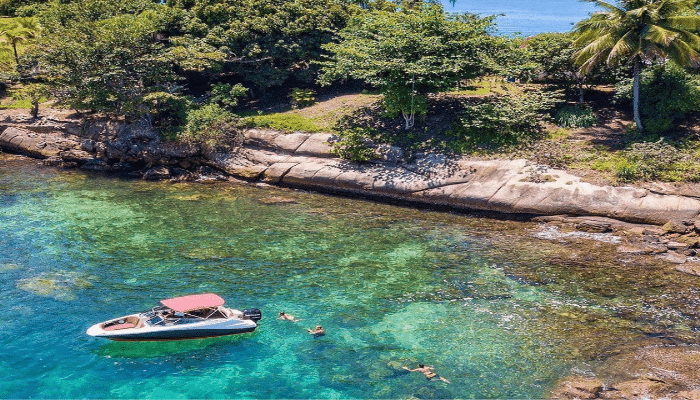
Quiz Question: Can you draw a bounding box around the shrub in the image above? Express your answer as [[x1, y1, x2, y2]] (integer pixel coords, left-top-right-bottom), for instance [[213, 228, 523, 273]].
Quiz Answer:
[[616, 139, 681, 181], [329, 129, 376, 162], [381, 85, 428, 129], [180, 103, 240, 149], [555, 104, 597, 128], [449, 89, 563, 153], [207, 83, 247, 111], [615, 63, 700, 135], [143, 91, 191, 139]]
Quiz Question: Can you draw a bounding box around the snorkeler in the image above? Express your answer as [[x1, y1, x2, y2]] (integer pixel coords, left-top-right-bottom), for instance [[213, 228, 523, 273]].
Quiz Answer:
[[403, 364, 450, 383]]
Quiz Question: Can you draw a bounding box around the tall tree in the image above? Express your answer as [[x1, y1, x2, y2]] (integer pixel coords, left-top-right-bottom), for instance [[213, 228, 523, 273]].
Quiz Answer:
[[319, 3, 495, 129], [573, 0, 700, 131], [167, 0, 355, 92], [35, 0, 178, 116]]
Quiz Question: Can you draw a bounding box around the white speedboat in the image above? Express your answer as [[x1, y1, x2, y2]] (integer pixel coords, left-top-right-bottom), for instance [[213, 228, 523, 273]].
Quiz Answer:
[[86, 293, 262, 341]]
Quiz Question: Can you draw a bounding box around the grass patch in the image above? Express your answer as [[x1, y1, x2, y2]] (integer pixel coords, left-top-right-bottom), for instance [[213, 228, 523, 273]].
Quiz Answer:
[[546, 127, 573, 140], [242, 112, 325, 133], [448, 77, 519, 96], [0, 85, 49, 109], [589, 154, 628, 173], [0, 97, 48, 109]]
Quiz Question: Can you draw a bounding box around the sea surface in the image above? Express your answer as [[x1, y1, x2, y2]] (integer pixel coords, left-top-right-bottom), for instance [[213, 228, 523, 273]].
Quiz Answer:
[[1, 154, 698, 399], [444, 0, 600, 35]]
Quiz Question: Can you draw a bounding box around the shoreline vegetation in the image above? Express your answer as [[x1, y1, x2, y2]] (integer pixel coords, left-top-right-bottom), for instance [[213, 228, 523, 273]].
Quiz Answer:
[[2, 0, 700, 398]]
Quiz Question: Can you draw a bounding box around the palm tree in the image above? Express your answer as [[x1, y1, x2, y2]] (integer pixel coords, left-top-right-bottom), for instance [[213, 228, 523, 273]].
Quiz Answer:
[[0, 17, 38, 68], [573, 0, 700, 131]]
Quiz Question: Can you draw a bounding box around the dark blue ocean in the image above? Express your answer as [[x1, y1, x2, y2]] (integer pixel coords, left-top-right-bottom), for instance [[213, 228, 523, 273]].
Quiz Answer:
[[444, 0, 599, 35]]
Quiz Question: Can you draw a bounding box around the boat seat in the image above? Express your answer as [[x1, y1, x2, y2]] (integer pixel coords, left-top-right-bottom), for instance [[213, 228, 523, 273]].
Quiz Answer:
[[103, 322, 136, 331]]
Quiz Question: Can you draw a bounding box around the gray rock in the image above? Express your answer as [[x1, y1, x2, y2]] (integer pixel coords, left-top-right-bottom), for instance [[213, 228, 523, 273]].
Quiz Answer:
[[142, 166, 171, 180], [663, 219, 693, 234], [658, 251, 687, 264], [375, 144, 404, 163], [4, 122, 700, 228], [667, 241, 690, 251], [81, 139, 96, 153], [59, 149, 94, 163], [575, 219, 613, 233], [294, 133, 334, 157], [617, 245, 653, 255], [675, 264, 700, 276]]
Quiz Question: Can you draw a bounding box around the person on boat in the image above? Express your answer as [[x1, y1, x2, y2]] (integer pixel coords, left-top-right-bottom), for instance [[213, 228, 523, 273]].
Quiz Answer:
[[403, 364, 450, 383], [278, 312, 298, 322], [307, 325, 325, 337]]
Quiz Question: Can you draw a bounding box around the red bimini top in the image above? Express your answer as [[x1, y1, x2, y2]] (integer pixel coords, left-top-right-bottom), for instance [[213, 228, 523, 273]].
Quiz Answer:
[[160, 293, 225, 312]]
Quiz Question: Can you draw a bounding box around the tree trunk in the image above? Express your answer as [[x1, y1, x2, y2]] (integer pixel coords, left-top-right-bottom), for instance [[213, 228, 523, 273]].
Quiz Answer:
[[578, 81, 584, 104], [402, 111, 415, 130], [31, 100, 39, 119], [633, 57, 644, 131], [12, 42, 19, 66]]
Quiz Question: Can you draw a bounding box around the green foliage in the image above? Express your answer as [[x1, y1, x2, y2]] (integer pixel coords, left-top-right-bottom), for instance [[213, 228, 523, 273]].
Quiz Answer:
[[181, 103, 239, 147], [555, 104, 597, 128], [449, 89, 563, 153], [0, 17, 39, 70], [615, 63, 700, 135], [487, 36, 538, 82], [381, 84, 427, 119], [143, 91, 191, 139], [289, 88, 316, 109], [168, 0, 355, 91], [616, 139, 683, 181], [573, 0, 700, 130], [0, 0, 47, 17], [34, 0, 178, 117], [329, 128, 375, 162], [242, 113, 324, 133], [207, 82, 247, 110], [574, 0, 700, 73], [11, 82, 48, 117], [319, 3, 496, 102]]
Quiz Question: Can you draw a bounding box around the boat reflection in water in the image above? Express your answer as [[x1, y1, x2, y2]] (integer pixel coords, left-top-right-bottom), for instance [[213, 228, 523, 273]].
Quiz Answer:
[[86, 293, 262, 341]]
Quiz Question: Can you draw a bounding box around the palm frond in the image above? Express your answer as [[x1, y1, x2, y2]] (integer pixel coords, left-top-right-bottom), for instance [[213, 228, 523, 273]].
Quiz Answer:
[[667, 39, 700, 67], [645, 24, 679, 46], [666, 15, 700, 31], [610, 30, 641, 62], [577, 50, 603, 73], [591, 0, 626, 16], [657, 0, 696, 18]]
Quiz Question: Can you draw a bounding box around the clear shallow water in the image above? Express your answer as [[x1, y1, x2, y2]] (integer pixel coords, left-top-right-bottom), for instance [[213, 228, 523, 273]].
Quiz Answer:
[[444, 0, 599, 35], [1, 155, 698, 399]]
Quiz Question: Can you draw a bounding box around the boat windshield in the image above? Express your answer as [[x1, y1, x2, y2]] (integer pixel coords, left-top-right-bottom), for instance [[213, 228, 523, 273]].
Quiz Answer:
[[141, 306, 227, 326]]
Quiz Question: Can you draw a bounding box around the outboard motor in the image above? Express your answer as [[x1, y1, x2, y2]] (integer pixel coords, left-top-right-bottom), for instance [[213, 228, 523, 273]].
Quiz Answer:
[[243, 308, 262, 322]]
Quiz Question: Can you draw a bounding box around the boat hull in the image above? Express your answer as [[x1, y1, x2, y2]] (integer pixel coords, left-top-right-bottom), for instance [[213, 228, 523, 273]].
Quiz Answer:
[[105, 326, 257, 341], [87, 314, 257, 341]]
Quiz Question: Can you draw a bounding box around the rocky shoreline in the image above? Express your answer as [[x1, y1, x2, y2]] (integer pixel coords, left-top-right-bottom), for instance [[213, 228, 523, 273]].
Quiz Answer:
[[2, 110, 700, 399]]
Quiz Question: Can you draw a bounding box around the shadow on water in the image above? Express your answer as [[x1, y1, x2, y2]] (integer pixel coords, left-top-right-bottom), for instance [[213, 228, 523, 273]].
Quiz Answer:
[[94, 332, 258, 359]]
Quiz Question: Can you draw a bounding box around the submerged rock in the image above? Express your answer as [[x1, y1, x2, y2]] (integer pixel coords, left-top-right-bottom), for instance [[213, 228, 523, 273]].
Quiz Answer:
[[16, 271, 93, 301], [550, 377, 604, 399], [0, 263, 20, 272], [551, 345, 700, 400]]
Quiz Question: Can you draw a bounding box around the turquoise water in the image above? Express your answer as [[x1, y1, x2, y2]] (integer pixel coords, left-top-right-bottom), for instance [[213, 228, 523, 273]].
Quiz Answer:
[[444, 0, 599, 35], [0, 155, 696, 399]]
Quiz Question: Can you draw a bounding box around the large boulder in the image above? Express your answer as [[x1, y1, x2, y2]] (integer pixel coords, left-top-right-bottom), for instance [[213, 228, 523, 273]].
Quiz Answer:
[[0, 126, 81, 158]]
